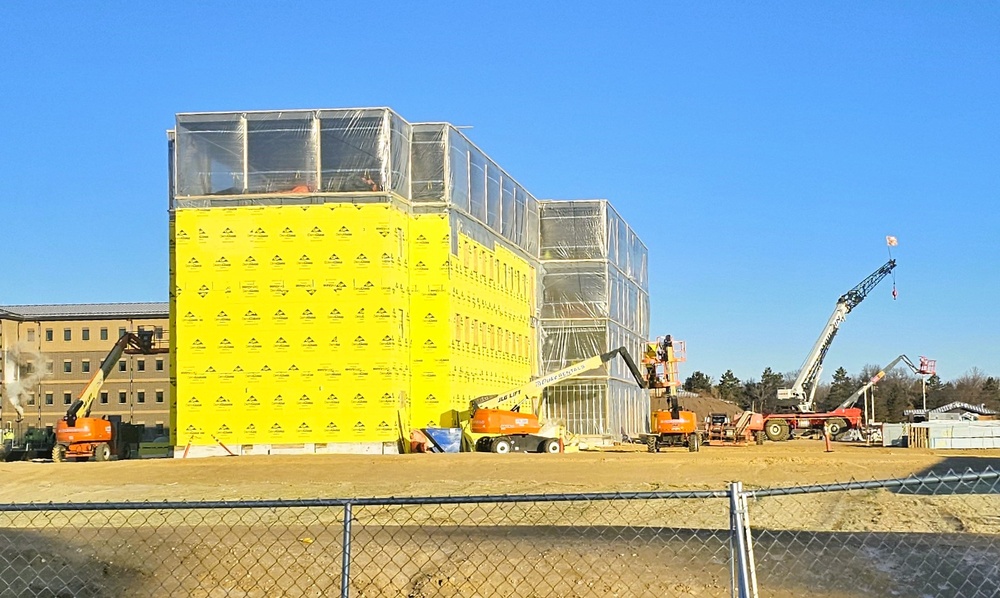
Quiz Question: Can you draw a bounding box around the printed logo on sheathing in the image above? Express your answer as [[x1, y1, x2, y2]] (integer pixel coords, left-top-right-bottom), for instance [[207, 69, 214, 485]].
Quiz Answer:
[[272, 394, 285, 408], [190, 339, 205, 352], [271, 255, 286, 269], [273, 309, 288, 323], [381, 252, 394, 266], [273, 369, 289, 381], [243, 310, 260, 324], [270, 423, 285, 437], [214, 256, 231, 271], [186, 396, 202, 410], [333, 281, 347, 293], [325, 253, 342, 267], [352, 421, 366, 435], [325, 393, 339, 407], [376, 225, 390, 238], [246, 337, 261, 352], [380, 335, 395, 348], [215, 311, 231, 325], [326, 367, 342, 380], [184, 424, 204, 439], [416, 234, 429, 246], [297, 254, 312, 268], [215, 396, 233, 410], [336, 225, 351, 238], [183, 311, 200, 324], [380, 393, 395, 407], [218, 338, 234, 352], [249, 227, 268, 241], [302, 336, 317, 350], [300, 309, 315, 322], [241, 281, 259, 297], [274, 337, 289, 351], [297, 422, 312, 437], [374, 307, 390, 320], [298, 394, 313, 408], [353, 336, 368, 348], [244, 256, 259, 270], [197, 285, 210, 298], [217, 423, 233, 439], [308, 226, 324, 239], [217, 368, 235, 382], [197, 228, 209, 241], [244, 423, 258, 439], [280, 226, 296, 240], [328, 335, 341, 349], [355, 253, 370, 267], [221, 227, 236, 241], [325, 422, 340, 434], [176, 228, 190, 242], [355, 308, 366, 321], [425, 393, 439, 405], [352, 393, 367, 406], [245, 395, 260, 410]]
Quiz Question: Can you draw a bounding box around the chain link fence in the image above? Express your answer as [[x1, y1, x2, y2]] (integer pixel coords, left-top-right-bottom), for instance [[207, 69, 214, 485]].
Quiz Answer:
[[0, 468, 996, 597]]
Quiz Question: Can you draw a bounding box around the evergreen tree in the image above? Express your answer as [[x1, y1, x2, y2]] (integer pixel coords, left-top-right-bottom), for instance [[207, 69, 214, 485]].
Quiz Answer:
[[818, 367, 854, 411], [683, 371, 714, 394], [715, 370, 742, 403]]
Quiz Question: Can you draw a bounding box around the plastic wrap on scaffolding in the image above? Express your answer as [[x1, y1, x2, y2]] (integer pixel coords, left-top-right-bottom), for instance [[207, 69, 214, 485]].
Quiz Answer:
[[410, 123, 539, 258], [174, 108, 411, 199], [537, 198, 650, 438]]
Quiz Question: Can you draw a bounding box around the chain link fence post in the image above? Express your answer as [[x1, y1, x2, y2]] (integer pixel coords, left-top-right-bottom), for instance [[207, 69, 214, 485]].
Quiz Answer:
[[341, 501, 353, 598], [729, 481, 758, 598]]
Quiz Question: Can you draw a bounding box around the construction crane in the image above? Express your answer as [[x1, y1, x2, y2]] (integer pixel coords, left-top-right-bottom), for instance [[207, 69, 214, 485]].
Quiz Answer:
[[468, 346, 646, 454], [776, 259, 897, 413], [762, 259, 897, 442]]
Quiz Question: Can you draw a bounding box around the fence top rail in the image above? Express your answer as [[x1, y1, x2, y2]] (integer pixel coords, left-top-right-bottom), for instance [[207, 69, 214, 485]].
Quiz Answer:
[[0, 468, 994, 512], [0, 489, 730, 513], [747, 468, 1000, 498]]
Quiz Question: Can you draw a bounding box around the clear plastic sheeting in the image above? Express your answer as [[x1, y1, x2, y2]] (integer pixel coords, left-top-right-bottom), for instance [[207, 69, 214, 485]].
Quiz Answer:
[[411, 123, 539, 257], [538, 199, 650, 439], [174, 108, 411, 199]]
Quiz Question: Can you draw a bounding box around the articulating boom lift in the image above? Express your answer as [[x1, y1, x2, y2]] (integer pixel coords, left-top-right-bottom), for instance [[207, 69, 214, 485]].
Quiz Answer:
[[469, 346, 646, 454]]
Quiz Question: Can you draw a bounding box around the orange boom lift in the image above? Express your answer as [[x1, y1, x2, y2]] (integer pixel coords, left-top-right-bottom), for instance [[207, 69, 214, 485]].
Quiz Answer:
[[53, 329, 168, 462]]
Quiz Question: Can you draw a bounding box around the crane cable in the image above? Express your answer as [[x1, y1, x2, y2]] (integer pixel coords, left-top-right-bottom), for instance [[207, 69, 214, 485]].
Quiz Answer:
[[886, 235, 898, 300]]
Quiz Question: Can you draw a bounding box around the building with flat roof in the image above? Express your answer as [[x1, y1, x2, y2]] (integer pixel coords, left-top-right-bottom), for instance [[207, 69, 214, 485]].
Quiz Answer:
[[0, 303, 170, 441]]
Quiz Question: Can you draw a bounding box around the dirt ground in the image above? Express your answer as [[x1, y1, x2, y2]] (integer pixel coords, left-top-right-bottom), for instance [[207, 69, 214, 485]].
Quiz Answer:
[[0, 441, 998, 597], [0, 439, 997, 503]]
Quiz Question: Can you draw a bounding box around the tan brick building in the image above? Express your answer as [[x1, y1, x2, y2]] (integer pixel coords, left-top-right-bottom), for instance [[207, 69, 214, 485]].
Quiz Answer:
[[0, 303, 170, 440]]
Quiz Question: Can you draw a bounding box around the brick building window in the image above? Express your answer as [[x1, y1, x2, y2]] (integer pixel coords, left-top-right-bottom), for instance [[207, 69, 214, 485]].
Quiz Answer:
[[156, 359, 164, 371], [100, 328, 108, 341], [155, 390, 164, 403], [63, 361, 72, 373], [63, 392, 72, 405], [45, 393, 53, 405], [100, 391, 108, 404], [82, 328, 90, 341], [119, 360, 126, 372], [82, 360, 90, 373], [137, 360, 145, 372], [64, 329, 71, 341], [118, 391, 127, 404], [45, 329, 53, 342], [137, 391, 145, 403]]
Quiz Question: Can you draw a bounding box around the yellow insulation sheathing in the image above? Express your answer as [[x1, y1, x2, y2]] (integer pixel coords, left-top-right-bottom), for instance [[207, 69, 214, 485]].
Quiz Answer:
[[173, 202, 535, 448]]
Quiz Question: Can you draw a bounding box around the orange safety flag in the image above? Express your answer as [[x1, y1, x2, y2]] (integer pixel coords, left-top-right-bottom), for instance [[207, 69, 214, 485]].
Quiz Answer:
[[886, 235, 898, 247]]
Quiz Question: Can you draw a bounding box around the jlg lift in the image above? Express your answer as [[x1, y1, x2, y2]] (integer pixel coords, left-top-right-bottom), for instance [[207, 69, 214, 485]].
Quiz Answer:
[[53, 329, 168, 462], [638, 336, 703, 452], [469, 346, 646, 454]]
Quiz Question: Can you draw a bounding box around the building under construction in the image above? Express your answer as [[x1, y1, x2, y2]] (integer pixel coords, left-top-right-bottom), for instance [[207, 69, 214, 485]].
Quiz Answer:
[[168, 108, 649, 455]]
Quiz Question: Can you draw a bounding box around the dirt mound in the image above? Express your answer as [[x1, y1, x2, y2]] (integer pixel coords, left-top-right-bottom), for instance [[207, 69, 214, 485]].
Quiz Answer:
[[653, 393, 742, 424]]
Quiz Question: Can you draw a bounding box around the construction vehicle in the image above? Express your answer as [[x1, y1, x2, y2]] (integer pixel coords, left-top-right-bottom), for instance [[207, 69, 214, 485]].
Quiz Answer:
[[53, 329, 168, 462], [469, 346, 646, 454], [762, 260, 897, 441], [829, 354, 932, 440], [0, 342, 54, 460], [638, 336, 703, 452], [0, 422, 55, 461], [705, 412, 765, 446]]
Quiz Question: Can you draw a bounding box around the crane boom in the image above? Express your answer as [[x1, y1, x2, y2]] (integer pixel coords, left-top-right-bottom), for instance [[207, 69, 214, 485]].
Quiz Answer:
[[776, 259, 896, 413], [836, 354, 920, 411]]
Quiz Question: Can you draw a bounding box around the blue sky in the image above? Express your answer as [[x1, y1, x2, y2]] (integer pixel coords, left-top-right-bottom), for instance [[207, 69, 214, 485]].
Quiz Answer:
[[1, 2, 997, 383]]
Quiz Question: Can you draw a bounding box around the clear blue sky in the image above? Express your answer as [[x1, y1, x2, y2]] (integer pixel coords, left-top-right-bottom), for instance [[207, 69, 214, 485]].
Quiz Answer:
[[1, 2, 997, 384]]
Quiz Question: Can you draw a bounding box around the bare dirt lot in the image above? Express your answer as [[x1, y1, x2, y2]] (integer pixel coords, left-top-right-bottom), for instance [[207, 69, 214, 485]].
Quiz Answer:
[[0, 442, 998, 597]]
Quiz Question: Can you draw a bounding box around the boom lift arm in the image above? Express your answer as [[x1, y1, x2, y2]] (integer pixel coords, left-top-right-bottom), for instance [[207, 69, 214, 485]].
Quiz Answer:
[[777, 259, 897, 413], [836, 354, 922, 411], [64, 330, 164, 426], [470, 346, 646, 416]]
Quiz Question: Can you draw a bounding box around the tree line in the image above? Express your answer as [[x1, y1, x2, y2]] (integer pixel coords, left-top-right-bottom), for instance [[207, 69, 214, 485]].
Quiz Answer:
[[682, 366, 1000, 423]]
